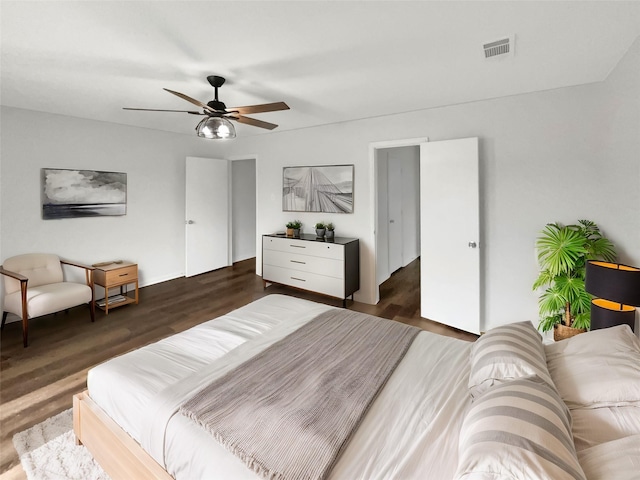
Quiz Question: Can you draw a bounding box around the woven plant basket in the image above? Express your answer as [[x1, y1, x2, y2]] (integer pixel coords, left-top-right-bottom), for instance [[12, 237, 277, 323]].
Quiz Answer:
[[554, 323, 587, 341]]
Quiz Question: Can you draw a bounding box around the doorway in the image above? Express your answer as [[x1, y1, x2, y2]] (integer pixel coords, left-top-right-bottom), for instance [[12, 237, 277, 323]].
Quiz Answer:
[[371, 137, 427, 302], [231, 158, 257, 263], [375, 146, 421, 286], [185, 156, 231, 277], [370, 137, 481, 334], [185, 157, 257, 278]]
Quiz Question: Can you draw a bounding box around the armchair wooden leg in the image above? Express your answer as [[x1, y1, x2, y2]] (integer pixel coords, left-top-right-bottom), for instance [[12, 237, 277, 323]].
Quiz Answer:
[[20, 282, 29, 347], [22, 313, 28, 348], [1, 312, 7, 330], [89, 301, 95, 323]]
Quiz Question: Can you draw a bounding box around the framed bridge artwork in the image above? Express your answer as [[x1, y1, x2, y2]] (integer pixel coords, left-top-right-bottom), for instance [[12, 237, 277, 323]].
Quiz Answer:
[[41, 168, 127, 220], [283, 165, 354, 213]]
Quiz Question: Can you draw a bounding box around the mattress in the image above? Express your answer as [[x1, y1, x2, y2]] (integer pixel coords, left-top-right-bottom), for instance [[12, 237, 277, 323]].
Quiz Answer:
[[88, 294, 473, 480]]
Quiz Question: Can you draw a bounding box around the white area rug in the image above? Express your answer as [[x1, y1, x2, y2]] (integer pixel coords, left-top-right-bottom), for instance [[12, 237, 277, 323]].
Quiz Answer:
[[12, 409, 110, 480]]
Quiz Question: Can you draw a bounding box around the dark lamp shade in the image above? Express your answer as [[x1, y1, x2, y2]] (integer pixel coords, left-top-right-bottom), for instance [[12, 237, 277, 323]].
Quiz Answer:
[[586, 260, 640, 332], [585, 261, 640, 307], [591, 298, 636, 331]]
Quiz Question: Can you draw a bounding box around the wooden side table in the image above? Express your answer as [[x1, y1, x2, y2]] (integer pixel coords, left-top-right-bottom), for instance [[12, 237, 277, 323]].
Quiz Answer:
[[93, 262, 139, 314]]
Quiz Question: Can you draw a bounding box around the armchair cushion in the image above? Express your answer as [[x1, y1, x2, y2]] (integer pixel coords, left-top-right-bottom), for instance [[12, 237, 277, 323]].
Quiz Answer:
[[3, 254, 64, 294], [4, 282, 92, 318]]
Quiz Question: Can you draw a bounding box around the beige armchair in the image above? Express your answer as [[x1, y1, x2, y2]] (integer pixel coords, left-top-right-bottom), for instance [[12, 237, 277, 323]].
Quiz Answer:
[[1, 253, 95, 347]]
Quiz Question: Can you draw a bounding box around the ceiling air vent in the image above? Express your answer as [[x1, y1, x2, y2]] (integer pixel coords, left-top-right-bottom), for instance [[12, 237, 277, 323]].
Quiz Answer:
[[483, 36, 514, 59]]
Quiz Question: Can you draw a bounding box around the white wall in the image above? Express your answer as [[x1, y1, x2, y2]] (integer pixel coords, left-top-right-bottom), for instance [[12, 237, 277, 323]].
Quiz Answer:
[[0, 107, 224, 287], [220, 37, 639, 331], [231, 158, 257, 262]]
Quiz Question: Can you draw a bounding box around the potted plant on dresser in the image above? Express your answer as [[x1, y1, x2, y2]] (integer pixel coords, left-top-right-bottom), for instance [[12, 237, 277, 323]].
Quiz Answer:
[[315, 222, 326, 238], [326, 222, 335, 240], [286, 220, 302, 238], [533, 220, 616, 341]]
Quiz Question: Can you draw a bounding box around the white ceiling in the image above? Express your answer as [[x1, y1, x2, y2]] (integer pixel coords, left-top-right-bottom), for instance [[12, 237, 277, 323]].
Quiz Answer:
[[2, 1, 639, 138]]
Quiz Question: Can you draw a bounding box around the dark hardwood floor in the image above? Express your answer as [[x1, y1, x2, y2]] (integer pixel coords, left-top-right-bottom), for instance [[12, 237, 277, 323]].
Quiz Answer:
[[0, 257, 476, 479]]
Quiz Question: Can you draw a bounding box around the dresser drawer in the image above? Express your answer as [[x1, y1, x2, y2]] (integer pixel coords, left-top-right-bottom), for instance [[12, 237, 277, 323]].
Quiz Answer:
[[263, 236, 344, 260], [263, 249, 343, 278], [94, 265, 138, 287], [263, 265, 345, 298]]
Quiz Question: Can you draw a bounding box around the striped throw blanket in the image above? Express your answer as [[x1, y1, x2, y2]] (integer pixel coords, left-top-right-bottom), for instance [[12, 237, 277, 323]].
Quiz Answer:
[[180, 308, 420, 480]]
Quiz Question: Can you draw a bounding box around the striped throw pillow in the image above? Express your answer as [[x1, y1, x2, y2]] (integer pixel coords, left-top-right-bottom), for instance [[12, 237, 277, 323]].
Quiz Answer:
[[456, 376, 586, 480], [468, 321, 554, 398]]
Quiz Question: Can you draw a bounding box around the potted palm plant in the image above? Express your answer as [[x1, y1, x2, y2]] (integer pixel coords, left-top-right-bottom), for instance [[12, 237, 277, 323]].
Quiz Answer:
[[533, 220, 616, 340]]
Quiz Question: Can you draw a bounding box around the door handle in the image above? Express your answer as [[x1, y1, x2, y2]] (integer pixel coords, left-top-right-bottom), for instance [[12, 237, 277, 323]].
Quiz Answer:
[[468, 241, 477, 248], [186, 220, 195, 225]]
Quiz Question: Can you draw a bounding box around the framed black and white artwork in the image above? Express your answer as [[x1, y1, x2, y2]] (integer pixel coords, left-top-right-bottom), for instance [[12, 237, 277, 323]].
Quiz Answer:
[[283, 165, 354, 213], [41, 168, 127, 219]]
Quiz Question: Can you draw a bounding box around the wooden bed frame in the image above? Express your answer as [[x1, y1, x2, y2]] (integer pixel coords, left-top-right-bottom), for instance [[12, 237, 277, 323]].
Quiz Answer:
[[73, 391, 173, 480]]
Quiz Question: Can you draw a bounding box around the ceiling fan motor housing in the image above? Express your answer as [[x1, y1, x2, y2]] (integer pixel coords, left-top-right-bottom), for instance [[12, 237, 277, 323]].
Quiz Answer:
[[207, 100, 227, 111], [207, 75, 228, 111]]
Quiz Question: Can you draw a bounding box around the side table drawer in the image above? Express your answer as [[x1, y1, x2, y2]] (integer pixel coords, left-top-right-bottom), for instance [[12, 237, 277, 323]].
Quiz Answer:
[[94, 264, 138, 287]]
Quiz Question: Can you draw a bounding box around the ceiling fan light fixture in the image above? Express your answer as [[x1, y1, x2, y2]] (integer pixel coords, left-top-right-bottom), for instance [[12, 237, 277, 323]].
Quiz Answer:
[[196, 116, 236, 139]]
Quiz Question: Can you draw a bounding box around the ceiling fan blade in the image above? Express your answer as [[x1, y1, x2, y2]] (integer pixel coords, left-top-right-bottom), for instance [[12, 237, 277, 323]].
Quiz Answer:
[[163, 88, 217, 113], [232, 115, 278, 130], [123, 107, 204, 115], [228, 102, 290, 115]]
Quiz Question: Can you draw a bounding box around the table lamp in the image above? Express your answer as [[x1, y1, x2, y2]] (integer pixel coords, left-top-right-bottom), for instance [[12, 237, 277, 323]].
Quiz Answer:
[[585, 260, 640, 332]]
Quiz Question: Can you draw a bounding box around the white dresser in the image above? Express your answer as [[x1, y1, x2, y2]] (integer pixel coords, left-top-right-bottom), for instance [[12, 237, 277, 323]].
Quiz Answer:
[[262, 234, 360, 306]]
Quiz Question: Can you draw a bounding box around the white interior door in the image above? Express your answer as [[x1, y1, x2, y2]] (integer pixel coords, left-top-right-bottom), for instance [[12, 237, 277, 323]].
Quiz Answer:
[[420, 138, 480, 334], [185, 156, 230, 277], [387, 159, 403, 274]]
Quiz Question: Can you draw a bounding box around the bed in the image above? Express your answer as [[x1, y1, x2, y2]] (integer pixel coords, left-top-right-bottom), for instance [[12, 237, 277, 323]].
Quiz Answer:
[[73, 294, 640, 480]]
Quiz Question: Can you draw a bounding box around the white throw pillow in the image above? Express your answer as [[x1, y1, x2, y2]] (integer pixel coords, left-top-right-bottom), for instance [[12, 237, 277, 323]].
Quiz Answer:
[[544, 325, 640, 409]]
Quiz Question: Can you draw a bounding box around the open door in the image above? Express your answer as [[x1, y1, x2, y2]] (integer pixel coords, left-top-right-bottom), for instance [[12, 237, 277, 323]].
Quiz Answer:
[[185, 156, 230, 277], [420, 138, 480, 334]]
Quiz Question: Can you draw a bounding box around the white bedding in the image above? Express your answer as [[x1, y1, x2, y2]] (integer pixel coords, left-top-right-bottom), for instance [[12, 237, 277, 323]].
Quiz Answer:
[[88, 294, 473, 480], [571, 406, 640, 452]]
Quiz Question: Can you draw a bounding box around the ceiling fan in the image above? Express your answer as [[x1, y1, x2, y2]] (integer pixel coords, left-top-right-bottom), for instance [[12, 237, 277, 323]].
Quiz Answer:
[[123, 75, 289, 139]]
